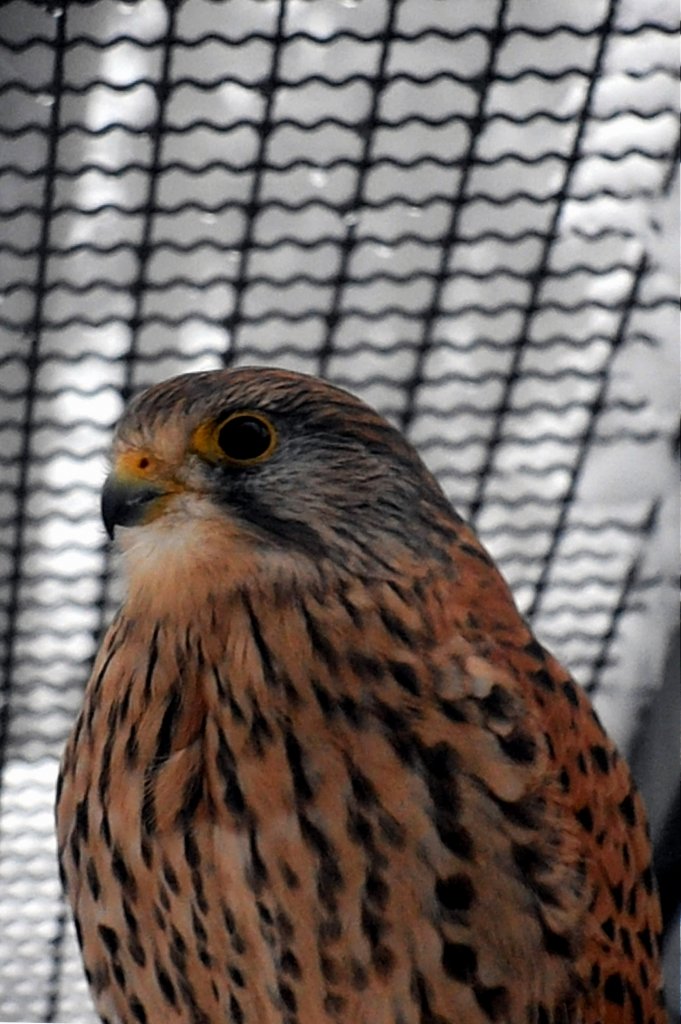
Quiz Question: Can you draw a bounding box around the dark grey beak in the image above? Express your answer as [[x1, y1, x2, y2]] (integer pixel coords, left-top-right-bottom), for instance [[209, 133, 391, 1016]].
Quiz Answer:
[[101, 473, 167, 539]]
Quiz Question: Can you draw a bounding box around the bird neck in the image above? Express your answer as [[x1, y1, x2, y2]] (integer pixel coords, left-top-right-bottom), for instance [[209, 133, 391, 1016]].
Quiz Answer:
[[114, 512, 532, 730]]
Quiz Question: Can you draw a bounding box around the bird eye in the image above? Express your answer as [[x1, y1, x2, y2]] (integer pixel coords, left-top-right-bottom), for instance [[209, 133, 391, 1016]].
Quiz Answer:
[[215, 412, 277, 464]]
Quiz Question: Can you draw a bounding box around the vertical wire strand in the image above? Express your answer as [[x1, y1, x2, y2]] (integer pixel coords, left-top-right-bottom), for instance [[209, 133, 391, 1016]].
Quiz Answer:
[[317, 0, 400, 378], [0, 5, 67, 825], [399, 0, 510, 435], [527, 250, 649, 623], [223, 0, 288, 364], [467, 0, 621, 528]]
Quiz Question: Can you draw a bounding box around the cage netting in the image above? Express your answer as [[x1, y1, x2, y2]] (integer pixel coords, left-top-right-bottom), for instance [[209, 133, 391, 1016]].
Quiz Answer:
[[0, 0, 678, 1019]]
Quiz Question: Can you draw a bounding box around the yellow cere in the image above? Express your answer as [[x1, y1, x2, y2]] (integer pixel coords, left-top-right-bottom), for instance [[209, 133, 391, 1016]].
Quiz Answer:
[[114, 449, 167, 483]]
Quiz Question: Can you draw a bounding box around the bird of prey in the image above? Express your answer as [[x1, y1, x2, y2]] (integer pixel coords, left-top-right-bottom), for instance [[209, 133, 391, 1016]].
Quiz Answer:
[[56, 368, 667, 1024]]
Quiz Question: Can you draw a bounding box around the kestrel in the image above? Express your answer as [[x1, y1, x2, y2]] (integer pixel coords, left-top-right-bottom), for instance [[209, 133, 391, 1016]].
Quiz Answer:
[[56, 368, 667, 1024]]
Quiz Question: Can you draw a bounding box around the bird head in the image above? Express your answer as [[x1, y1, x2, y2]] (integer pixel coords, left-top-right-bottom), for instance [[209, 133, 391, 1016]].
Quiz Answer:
[[102, 368, 460, 589]]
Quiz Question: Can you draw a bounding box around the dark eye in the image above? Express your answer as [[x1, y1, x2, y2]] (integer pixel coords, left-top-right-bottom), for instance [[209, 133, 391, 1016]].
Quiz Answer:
[[216, 412, 277, 464]]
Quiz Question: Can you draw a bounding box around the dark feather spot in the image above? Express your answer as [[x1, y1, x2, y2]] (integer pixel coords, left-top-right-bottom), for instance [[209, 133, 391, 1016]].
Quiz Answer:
[[438, 697, 468, 723], [610, 881, 624, 913], [349, 768, 377, 806], [320, 955, 338, 982], [128, 937, 146, 967], [324, 992, 346, 1014], [575, 805, 594, 832], [498, 730, 537, 764], [69, 832, 81, 870], [474, 984, 510, 1020], [100, 811, 112, 848], [111, 846, 137, 899], [540, 918, 573, 958], [636, 925, 654, 957], [281, 950, 301, 979], [603, 972, 625, 1005], [278, 978, 296, 1011], [641, 863, 654, 894], [420, 740, 460, 783], [531, 668, 555, 691], [241, 591, 278, 688], [378, 812, 406, 848], [628, 984, 644, 1024], [229, 966, 245, 987], [281, 861, 300, 889], [249, 701, 274, 755], [338, 588, 363, 627], [590, 744, 610, 773], [86, 860, 101, 901], [480, 684, 516, 719], [312, 680, 336, 717], [459, 541, 492, 564], [183, 832, 201, 869], [162, 861, 179, 894], [437, 818, 474, 860], [247, 827, 269, 891], [372, 943, 395, 977], [155, 962, 177, 1007], [494, 794, 544, 829], [318, 916, 342, 943], [143, 625, 160, 702], [442, 941, 477, 982], [98, 924, 119, 956], [191, 908, 208, 944], [436, 873, 475, 913], [619, 793, 637, 827], [285, 730, 313, 802], [380, 607, 414, 645], [388, 660, 420, 696], [302, 603, 339, 671], [513, 842, 547, 878], [215, 730, 246, 818], [365, 871, 389, 908], [229, 994, 244, 1024], [524, 639, 546, 662], [155, 689, 181, 762], [123, 899, 139, 936], [74, 797, 89, 842], [175, 767, 204, 827], [318, 857, 344, 910], [129, 996, 148, 1023], [339, 694, 362, 725], [562, 680, 579, 707], [360, 903, 384, 949], [348, 652, 384, 679], [626, 884, 638, 917], [124, 723, 139, 767], [347, 809, 374, 849], [350, 959, 368, 990]]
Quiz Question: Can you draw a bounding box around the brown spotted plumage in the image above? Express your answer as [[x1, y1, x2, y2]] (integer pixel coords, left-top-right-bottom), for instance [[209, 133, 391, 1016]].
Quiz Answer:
[[56, 368, 666, 1024]]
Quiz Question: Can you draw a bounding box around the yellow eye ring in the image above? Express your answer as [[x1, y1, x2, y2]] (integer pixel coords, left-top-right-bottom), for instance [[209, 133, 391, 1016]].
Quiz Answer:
[[192, 411, 278, 466]]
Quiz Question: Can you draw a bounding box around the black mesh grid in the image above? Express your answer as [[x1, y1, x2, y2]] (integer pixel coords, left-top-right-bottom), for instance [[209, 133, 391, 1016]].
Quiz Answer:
[[0, 0, 678, 1019]]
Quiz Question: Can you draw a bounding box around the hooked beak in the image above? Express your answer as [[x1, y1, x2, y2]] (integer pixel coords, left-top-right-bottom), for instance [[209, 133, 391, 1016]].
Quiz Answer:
[[101, 472, 170, 539]]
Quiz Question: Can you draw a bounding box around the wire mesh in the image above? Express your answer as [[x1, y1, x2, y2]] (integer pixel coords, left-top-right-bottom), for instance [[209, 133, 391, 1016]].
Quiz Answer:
[[0, 0, 678, 1020]]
